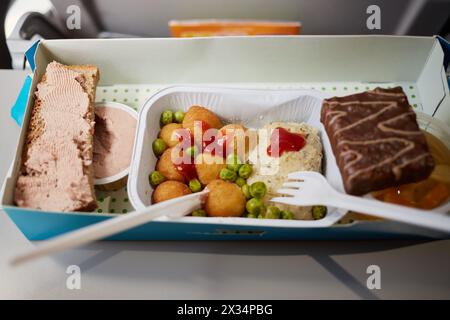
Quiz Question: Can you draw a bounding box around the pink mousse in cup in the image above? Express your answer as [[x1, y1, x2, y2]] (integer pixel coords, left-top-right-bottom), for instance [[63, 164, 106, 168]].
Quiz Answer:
[[93, 102, 137, 191]]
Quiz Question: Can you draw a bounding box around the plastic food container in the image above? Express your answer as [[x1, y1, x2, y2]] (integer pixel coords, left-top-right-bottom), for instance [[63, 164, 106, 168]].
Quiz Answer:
[[417, 112, 450, 150], [94, 101, 138, 191], [416, 112, 450, 213], [128, 86, 348, 228], [361, 112, 450, 213]]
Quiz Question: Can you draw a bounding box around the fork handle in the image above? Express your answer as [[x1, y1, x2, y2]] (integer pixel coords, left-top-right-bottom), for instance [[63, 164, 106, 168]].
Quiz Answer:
[[11, 191, 207, 266], [329, 191, 450, 233]]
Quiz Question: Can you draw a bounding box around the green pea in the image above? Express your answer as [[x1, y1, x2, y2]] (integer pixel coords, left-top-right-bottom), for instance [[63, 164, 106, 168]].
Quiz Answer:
[[246, 212, 257, 219], [281, 210, 294, 220], [152, 138, 167, 157], [186, 145, 199, 157], [265, 206, 281, 219], [235, 177, 246, 187], [174, 110, 185, 123], [312, 206, 327, 220], [249, 181, 267, 199], [149, 171, 166, 187], [160, 110, 174, 126], [189, 179, 202, 193], [241, 184, 252, 199], [220, 168, 237, 182], [192, 209, 207, 217], [246, 198, 265, 215], [238, 164, 253, 179], [226, 154, 242, 172]]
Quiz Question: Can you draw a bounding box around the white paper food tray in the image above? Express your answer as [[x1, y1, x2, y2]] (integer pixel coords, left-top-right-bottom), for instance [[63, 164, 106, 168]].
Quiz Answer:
[[1, 36, 449, 240]]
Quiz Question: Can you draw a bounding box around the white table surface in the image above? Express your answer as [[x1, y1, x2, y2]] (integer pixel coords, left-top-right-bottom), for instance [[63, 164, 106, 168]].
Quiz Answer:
[[1, 70, 449, 300]]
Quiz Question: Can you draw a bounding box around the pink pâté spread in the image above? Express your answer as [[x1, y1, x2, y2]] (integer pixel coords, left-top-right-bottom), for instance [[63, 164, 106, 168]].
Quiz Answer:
[[93, 106, 136, 179], [14, 62, 95, 211]]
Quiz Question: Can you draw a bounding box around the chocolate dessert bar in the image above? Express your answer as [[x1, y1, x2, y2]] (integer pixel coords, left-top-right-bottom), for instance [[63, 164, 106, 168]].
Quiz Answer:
[[321, 87, 435, 195]]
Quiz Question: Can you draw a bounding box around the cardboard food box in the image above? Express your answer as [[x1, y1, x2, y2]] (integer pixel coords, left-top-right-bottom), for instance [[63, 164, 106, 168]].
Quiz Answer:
[[2, 36, 450, 240]]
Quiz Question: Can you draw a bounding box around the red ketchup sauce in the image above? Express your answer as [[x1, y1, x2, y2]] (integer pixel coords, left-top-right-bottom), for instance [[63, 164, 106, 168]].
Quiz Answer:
[[169, 128, 198, 181], [175, 162, 197, 181], [198, 122, 228, 158], [267, 127, 306, 157], [171, 121, 214, 181], [171, 121, 231, 180], [203, 134, 227, 158]]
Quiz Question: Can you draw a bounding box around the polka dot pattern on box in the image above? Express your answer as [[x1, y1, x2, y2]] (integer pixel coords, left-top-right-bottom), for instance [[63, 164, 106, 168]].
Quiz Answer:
[[94, 188, 132, 215], [93, 82, 422, 215]]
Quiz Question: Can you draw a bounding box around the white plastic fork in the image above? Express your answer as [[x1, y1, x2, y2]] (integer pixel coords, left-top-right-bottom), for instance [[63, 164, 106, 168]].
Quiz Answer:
[[272, 171, 450, 233]]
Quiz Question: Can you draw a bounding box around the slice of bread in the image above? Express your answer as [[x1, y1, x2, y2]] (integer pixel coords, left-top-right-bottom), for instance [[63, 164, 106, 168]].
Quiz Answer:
[[66, 64, 99, 211], [15, 61, 99, 212]]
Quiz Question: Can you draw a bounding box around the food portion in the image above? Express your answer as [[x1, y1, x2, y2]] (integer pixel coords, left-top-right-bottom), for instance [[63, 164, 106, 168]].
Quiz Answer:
[[247, 122, 323, 220], [14, 61, 99, 212], [218, 124, 250, 157], [321, 87, 435, 196], [159, 123, 183, 147], [182, 105, 222, 134], [152, 180, 192, 203], [195, 153, 226, 185], [93, 106, 136, 179], [148, 105, 326, 220], [204, 180, 246, 217], [156, 148, 186, 182], [372, 130, 450, 209]]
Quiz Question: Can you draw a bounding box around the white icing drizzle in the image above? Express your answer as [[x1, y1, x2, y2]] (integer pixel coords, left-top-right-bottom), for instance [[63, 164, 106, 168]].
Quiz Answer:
[[338, 138, 414, 181], [326, 110, 347, 126], [392, 153, 430, 178], [331, 101, 398, 137], [367, 90, 405, 97], [341, 149, 362, 171], [377, 111, 422, 135]]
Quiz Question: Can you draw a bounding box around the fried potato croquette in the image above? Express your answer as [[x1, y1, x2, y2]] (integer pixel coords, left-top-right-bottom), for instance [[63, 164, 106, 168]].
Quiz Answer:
[[156, 147, 185, 182], [219, 124, 249, 159], [182, 105, 222, 134], [195, 153, 226, 185], [159, 123, 182, 147], [219, 124, 246, 134], [152, 180, 191, 204], [205, 180, 246, 217]]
